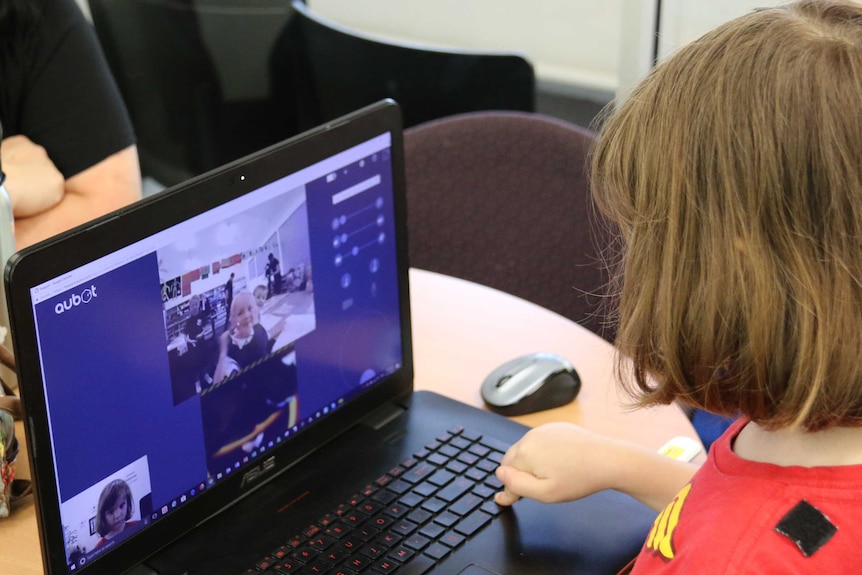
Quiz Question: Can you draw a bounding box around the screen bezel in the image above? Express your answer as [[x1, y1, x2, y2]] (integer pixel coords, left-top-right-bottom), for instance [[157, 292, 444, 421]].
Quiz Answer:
[[5, 100, 412, 575]]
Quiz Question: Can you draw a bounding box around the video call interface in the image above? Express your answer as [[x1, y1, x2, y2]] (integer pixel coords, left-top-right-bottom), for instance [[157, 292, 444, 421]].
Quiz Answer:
[[28, 133, 403, 571]]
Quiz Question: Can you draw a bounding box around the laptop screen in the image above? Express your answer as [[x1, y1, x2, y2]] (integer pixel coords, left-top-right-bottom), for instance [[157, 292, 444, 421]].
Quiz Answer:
[[24, 128, 403, 572]]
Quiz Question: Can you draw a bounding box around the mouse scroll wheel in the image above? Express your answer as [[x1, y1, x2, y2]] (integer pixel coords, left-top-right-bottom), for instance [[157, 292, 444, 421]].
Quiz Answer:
[[495, 375, 512, 388]]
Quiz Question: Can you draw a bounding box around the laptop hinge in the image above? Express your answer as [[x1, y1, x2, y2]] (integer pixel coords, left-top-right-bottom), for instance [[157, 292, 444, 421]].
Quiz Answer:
[[361, 401, 406, 430]]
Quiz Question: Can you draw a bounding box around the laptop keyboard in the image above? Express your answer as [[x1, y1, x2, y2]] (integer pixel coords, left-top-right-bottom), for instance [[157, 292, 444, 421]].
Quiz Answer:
[[246, 426, 510, 575]]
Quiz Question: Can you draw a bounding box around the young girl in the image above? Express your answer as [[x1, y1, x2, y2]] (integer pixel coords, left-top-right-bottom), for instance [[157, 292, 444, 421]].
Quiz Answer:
[[495, 1, 862, 571], [213, 290, 270, 384], [94, 479, 138, 548]]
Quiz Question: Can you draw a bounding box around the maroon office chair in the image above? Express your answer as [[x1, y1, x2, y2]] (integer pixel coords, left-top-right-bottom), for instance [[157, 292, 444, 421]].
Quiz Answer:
[[404, 111, 617, 341]]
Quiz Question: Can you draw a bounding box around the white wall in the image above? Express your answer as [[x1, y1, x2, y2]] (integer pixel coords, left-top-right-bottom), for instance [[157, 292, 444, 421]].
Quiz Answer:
[[308, 0, 785, 99]]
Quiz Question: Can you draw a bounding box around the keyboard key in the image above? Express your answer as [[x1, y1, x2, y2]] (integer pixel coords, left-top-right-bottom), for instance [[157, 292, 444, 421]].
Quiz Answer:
[[481, 500, 503, 516], [449, 436, 472, 450], [371, 557, 400, 573], [465, 468, 487, 482], [383, 503, 409, 518], [354, 524, 380, 541], [343, 554, 372, 571], [390, 519, 418, 536], [386, 479, 412, 495], [427, 469, 455, 487], [472, 484, 495, 499], [402, 462, 435, 484], [433, 512, 459, 528], [358, 500, 384, 515], [413, 482, 437, 497], [324, 521, 350, 539], [396, 554, 435, 575], [420, 498, 447, 513], [445, 460, 468, 474], [340, 537, 362, 553], [256, 557, 277, 570], [418, 522, 445, 540], [372, 490, 398, 505], [272, 558, 302, 573], [375, 475, 393, 487], [360, 542, 388, 559], [406, 508, 432, 525], [484, 475, 503, 490], [320, 547, 349, 565], [303, 558, 330, 573], [399, 492, 423, 507], [424, 543, 450, 560], [343, 510, 367, 525], [388, 546, 414, 563], [457, 452, 480, 466], [376, 532, 401, 547], [319, 513, 338, 527], [427, 452, 448, 466], [367, 514, 394, 531], [436, 478, 474, 502], [438, 444, 460, 458], [459, 428, 479, 441], [486, 451, 504, 464], [403, 533, 430, 551], [479, 435, 510, 453], [449, 493, 483, 516], [439, 531, 465, 548], [437, 431, 454, 443], [454, 510, 492, 537], [307, 535, 336, 550], [290, 546, 318, 563]]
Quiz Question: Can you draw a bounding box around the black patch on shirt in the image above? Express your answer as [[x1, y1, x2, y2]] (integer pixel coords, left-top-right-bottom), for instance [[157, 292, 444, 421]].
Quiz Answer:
[[774, 500, 837, 557]]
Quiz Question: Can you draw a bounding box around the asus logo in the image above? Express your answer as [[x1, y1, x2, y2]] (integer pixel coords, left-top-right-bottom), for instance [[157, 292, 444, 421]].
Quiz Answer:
[[54, 285, 98, 315], [240, 456, 276, 488]]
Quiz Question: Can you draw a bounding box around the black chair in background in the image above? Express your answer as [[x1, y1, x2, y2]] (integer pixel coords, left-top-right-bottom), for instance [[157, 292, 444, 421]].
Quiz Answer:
[[404, 111, 616, 341], [283, 0, 536, 131], [89, 0, 303, 187]]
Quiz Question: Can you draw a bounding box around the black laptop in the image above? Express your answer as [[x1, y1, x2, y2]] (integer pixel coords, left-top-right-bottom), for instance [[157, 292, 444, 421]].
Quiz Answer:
[[6, 100, 655, 575]]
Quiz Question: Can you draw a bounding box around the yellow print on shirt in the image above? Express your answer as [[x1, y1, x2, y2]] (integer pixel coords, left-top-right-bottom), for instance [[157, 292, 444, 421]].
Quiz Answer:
[[644, 483, 692, 561]]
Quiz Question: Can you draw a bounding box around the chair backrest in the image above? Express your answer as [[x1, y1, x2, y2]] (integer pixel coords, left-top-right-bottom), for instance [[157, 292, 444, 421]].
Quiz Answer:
[[404, 111, 616, 341], [89, 0, 302, 186], [285, 0, 535, 130]]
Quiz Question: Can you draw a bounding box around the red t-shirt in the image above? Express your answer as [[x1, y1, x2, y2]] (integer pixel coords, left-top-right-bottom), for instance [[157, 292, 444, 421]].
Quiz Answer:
[[628, 418, 862, 574]]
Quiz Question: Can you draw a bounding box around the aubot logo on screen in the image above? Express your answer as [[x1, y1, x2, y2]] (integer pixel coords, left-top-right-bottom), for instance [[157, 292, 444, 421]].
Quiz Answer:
[[54, 285, 98, 315]]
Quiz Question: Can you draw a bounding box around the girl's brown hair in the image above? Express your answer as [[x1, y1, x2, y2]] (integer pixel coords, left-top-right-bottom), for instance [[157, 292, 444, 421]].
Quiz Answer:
[[95, 479, 134, 537], [592, 0, 862, 431]]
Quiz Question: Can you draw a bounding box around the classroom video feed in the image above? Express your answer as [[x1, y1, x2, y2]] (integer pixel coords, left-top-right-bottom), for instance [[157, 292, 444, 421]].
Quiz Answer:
[[159, 187, 316, 407]]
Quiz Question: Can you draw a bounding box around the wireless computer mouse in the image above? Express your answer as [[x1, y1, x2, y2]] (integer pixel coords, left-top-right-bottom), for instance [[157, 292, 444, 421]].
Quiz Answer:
[[480, 352, 581, 416]]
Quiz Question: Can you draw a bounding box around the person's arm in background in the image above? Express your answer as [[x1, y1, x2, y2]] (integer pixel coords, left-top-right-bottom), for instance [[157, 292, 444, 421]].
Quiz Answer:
[[0, 0, 141, 250], [8, 138, 140, 250]]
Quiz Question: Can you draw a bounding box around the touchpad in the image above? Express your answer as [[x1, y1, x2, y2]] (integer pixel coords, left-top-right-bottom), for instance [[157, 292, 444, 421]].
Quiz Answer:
[[457, 565, 502, 575]]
